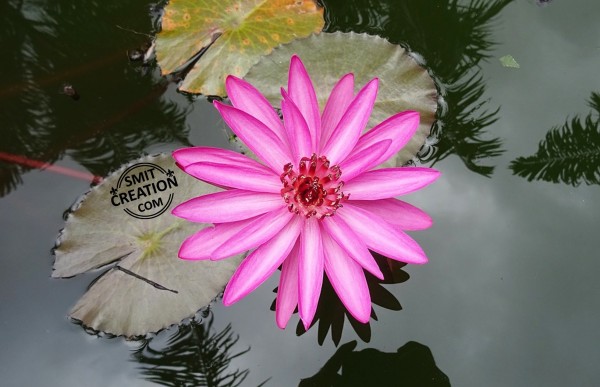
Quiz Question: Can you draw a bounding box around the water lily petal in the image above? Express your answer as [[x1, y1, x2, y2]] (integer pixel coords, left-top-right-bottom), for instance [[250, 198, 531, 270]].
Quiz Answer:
[[298, 218, 324, 329], [185, 162, 280, 193], [214, 101, 292, 172], [172, 190, 283, 223], [178, 218, 255, 260], [173, 146, 270, 170], [320, 73, 354, 149], [281, 89, 313, 162], [322, 231, 371, 323], [339, 204, 428, 265], [343, 167, 440, 200], [348, 198, 433, 230], [352, 111, 420, 167], [223, 216, 303, 305], [339, 140, 391, 182], [288, 55, 320, 150], [321, 78, 379, 165], [321, 215, 383, 279], [212, 207, 294, 259], [276, 241, 300, 329], [226, 75, 288, 145]]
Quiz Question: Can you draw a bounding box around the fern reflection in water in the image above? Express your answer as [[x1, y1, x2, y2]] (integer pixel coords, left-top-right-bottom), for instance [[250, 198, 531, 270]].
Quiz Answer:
[[510, 92, 600, 186], [322, 0, 511, 176], [132, 315, 251, 387]]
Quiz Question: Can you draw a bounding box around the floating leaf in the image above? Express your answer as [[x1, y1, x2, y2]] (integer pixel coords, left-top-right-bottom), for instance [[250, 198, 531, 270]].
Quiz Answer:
[[156, 0, 324, 96], [244, 32, 438, 166], [499, 54, 520, 68], [53, 154, 243, 338]]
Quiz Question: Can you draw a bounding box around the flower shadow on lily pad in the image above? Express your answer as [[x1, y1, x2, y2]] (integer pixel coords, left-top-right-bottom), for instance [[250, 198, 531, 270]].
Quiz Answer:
[[271, 253, 409, 345]]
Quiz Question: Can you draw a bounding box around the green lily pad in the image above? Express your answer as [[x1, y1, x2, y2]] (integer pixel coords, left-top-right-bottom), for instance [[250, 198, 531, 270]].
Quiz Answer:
[[53, 154, 242, 338], [244, 32, 439, 166], [156, 0, 324, 96]]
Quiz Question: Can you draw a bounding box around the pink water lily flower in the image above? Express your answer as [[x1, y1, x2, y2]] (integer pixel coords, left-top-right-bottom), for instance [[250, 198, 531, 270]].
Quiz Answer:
[[172, 55, 440, 329]]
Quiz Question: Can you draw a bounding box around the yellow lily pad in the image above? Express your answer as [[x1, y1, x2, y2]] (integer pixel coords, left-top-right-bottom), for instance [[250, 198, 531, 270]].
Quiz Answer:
[[156, 0, 324, 96]]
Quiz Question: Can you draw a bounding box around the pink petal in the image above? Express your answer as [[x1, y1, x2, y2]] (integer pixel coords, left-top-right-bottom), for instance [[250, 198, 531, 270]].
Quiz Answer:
[[214, 101, 292, 172], [288, 55, 321, 150], [225, 75, 289, 145], [339, 204, 429, 264], [178, 226, 215, 260], [222, 216, 303, 305], [343, 167, 440, 200], [320, 73, 354, 149], [184, 161, 281, 193], [211, 207, 294, 259], [281, 89, 313, 162], [351, 111, 420, 167], [348, 198, 433, 230], [178, 218, 256, 260], [322, 231, 371, 323], [339, 140, 391, 182], [173, 146, 269, 170], [321, 216, 383, 279], [276, 241, 300, 329], [171, 190, 283, 223], [321, 78, 378, 165], [298, 218, 324, 329]]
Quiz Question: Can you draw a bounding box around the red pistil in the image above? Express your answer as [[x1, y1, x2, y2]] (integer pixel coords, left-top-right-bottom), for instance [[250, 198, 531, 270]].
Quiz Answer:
[[280, 154, 348, 219]]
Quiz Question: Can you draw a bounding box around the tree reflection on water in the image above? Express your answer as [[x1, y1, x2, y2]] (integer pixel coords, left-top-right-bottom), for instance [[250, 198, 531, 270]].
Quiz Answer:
[[0, 0, 516, 198], [322, 0, 512, 176], [0, 0, 190, 197], [510, 92, 600, 186], [132, 315, 252, 387]]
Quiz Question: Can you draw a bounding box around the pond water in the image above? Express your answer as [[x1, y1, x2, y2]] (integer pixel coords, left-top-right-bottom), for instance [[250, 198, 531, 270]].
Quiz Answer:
[[1, 0, 599, 386]]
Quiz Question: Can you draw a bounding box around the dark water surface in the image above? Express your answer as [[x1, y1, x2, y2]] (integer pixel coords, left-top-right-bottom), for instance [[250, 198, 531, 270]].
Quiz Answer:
[[1, 0, 599, 386]]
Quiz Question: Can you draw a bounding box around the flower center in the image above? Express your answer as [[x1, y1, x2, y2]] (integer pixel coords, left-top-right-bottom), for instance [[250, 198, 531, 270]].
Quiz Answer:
[[280, 154, 348, 219]]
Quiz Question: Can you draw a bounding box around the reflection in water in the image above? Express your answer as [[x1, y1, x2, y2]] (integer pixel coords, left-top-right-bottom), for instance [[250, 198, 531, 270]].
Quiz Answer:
[[322, 0, 511, 176], [273, 254, 409, 345], [132, 315, 251, 387], [299, 340, 450, 386], [510, 92, 600, 186], [0, 0, 191, 197]]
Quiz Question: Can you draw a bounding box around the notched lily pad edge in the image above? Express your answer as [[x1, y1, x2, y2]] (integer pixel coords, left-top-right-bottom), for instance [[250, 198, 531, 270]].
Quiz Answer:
[[377, 34, 446, 166], [69, 293, 222, 341]]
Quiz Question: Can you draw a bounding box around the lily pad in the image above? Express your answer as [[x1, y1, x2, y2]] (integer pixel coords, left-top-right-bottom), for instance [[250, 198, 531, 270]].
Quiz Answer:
[[156, 0, 324, 96], [53, 154, 242, 338], [244, 32, 439, 166]]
